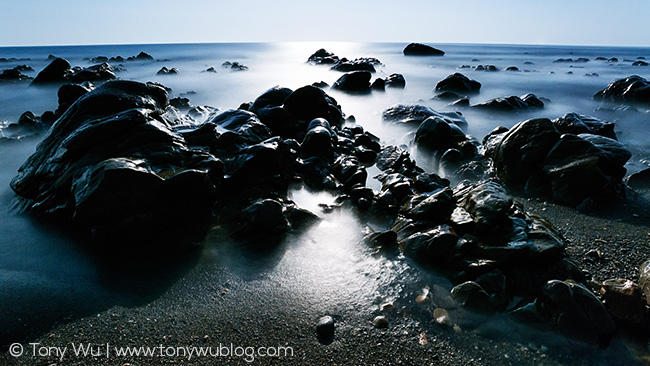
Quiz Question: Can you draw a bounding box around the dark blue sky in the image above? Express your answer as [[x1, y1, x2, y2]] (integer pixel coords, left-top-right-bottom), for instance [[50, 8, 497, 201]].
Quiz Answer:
[[1, 0, 649, 47]]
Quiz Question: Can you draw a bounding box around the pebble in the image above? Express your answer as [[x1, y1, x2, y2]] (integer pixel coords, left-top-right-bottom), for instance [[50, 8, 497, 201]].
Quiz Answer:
[[316, 316, 335, 339], [373, 315, 389, 328]]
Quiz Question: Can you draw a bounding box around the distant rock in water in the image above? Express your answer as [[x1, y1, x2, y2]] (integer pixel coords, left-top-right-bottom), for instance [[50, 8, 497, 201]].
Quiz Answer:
[[157, 66, 179, 75], [32, 57, 72, 84], [0, 68, 33, 82], [10, 80, 221, 249], [403, 43, 445, 56], [222, 61, 248, 71], [385, 73, 406, 88], [71, 63, 116, 83], [307, 49, 340, 65], [473, 94, 544, 112], [435, 73, 481, 95], [594, 75, 650, 105], [127, 51, 154, 61], [633, 60, 649, 66], [330, 57, 381, 73]]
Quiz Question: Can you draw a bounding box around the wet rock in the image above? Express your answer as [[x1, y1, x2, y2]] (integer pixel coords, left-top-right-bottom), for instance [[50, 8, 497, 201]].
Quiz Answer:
[[1, 111, 46, 140], [401, 225, 458, 263], [331, 57, 380, 73], [32, 57, 72, 84], [222, 61, 248, 71], [382, 104, 467, 130], [473, 94, 544, 112], [633, 60, 649, 66], [11, 80, 221, 249], [373, 315, 389, 328], [552, 113, 617, 140], [307, 49, 340, 65], [537, 280, 615, 347], [332, 155, 367, 189], [127, 51, 154, 61], [594, 75, 650, 105], [638, 260, 650, 307], [451, 281, 495, 314], [600, 279, 646, 324], [413, 116, 469, 154], [157, 66, 179, 75], [459, 182, 512, 233], [55, 82, 95, 117], [433, 91, 465, 102], [203, 67, 217, 73], [403, 43, 445, 56], [401, 188, 455, 223], [170, 97, 192, 111], [434, 73, 481, 95], [626, 168, 650, 190], [370, 78, 385, 91], [282, 85, 344, 134], [301, 119, 335, 162], [0, 68, 33, 82], [332, 71, 372, 93], [376, 145, 420, 176], [385, 73, 406, 88], [71, 63, 115, 83], [231, 199, 289, 241], [505, 66, 519, 71], [316, 316, 335, 341]]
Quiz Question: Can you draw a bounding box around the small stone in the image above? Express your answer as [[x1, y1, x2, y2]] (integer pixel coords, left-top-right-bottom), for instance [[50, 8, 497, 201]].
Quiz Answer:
[[380, 302, 394, 312], [316, 316, 335, 339], [373, 315, 389, 328]]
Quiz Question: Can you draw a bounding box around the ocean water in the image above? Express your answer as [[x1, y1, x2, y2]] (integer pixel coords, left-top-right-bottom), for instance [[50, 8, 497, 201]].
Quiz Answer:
[[1, 42, 649, 356]]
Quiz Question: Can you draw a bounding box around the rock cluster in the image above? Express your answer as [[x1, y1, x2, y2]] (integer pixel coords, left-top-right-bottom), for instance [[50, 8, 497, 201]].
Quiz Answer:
[[32, 58, 116, 85]]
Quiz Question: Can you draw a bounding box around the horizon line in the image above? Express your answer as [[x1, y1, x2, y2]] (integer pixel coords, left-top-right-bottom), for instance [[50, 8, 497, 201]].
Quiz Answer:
[[1, 40, 649, 49]]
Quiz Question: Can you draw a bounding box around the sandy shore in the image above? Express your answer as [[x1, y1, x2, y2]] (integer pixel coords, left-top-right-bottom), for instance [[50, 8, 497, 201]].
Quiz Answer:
[[2, 191, 649, 366]]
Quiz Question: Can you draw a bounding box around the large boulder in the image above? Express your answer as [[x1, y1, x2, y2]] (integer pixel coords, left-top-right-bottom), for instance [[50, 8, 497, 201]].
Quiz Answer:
[[594, 75, 650, 105], [11, 80, 222, 249], [488, 117, 631, 206], [403, 43, 445, 56]]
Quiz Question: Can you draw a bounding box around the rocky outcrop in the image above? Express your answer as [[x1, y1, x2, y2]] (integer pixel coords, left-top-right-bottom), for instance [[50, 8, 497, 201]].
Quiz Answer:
[[332, 71, 372, 93], [307, 49, 339, 65], [330, 57, 382, 73], [381, 104, 467, 130], [486, 117, 631, 206], [594, 75, 650, 105], [11, 80, 221, 248], [403, 43, 445, 56]]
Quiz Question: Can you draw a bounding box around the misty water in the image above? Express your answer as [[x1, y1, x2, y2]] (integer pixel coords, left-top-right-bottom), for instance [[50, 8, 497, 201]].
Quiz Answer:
[[1, 42, 649, 361]]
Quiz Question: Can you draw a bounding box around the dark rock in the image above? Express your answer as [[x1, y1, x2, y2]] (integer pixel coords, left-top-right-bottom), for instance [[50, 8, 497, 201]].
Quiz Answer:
[[70, 63, 115, 83], [283, 85, 344, 130], [473, 94, 544, 112], [552, 113, 617, 140], [307, 49, 340, 65], [128, 52, 154, 61], [32, 58, 72, 84], [301, 119, 335, 162], [403, 43, 445, 56], [373, 315, 389, 328], [401, 225, 458, 263], [203, 67, 217, 73], [11, 80, 220, 249], [434, 73, 481, 95], [381, 104, 467, 130], [331, 58, 380, 73], [600, 279, 646, 324], [626, 168, 650, 190], [284, 205, 320, 231], [413, 116, 468, 154], [537, 280, 615, 347], [222, 61, 248, 71], [608, 58, 618, 63], [370, 78, 385, 91], [433, 91, 465, 102], [0, 68, 33, 82], [401, 188, 455, 223], [451, 281, 495, 314], [170, 97, 192, 111], [505, 66, 519, 71], [230, 199, 289, 241], [312, 81, 329, 88], [316, 315, 335, 341], [632, 61, 649, 66], [376, 145, 420, 176], [594, 75, 650, 105], [385, 73, 406, 88], [332, 71, 372, 93], [459, 182, 513, 233], [157, 67, 179, 75], [55, 82, 95, 118], [13, 65, 35, 72]]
